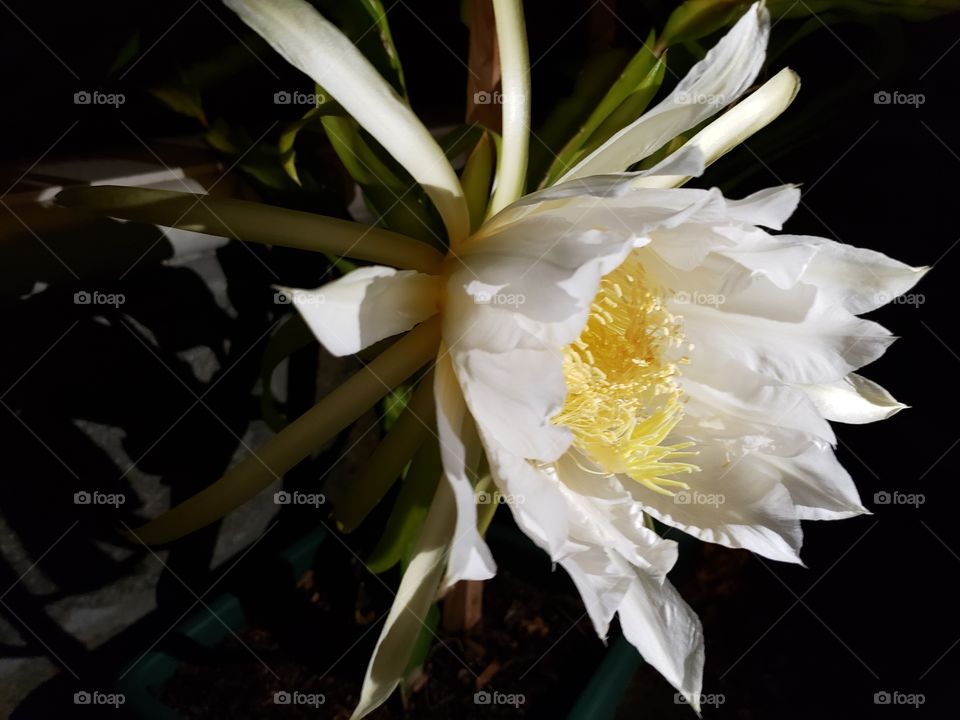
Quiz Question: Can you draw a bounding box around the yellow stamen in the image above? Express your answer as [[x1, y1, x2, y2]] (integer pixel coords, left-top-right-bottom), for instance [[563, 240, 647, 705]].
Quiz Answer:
[[553, 251, 697, 493]]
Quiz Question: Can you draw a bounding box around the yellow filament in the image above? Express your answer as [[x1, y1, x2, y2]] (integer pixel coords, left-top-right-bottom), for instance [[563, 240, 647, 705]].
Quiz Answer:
[[553, 251, 697, 494]]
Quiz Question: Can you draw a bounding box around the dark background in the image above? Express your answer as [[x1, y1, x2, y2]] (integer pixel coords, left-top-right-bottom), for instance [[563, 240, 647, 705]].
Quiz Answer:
[[1, 1, 958, 718]]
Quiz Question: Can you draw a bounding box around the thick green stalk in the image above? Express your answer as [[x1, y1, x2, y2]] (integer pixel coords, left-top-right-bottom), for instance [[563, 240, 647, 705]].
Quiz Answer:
[[334, 369, 437, 533], [56, 186, 444, 274], [129, 317, 442, 545]]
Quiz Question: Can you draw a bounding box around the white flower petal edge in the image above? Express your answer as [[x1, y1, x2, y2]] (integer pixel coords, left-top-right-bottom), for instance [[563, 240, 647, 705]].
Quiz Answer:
[[558, 2, 770, 182], [434, 351, 497, 589], [224, 0, 470, 243], [633, 67, 801, 190], [287, 267, 439, 356], [349, 475, 458, 720], [800, 372, 908, 424]]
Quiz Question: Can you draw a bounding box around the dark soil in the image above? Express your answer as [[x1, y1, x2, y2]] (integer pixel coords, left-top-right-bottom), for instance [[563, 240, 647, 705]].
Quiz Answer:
[[159, 536, 603, 719]]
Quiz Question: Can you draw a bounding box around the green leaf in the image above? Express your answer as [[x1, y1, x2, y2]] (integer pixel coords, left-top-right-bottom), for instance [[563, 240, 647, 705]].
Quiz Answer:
[[461, 131, 495, 232], [542, 34, 663, 187], [529, 48, 629, 186], [321, 115, 446, 246], [365, 439, 441, 574], [260, 313, 317, 433], [150, 83, 207, 126]]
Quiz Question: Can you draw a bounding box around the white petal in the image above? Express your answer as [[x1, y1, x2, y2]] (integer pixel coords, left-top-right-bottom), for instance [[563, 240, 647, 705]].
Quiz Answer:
[[350, 478, 457, 719], [632, 68, 800, 189], [454, 347, 571, 462], [225, 0, 469, 243], [288, 266, 439, 356], [762, 442, 868, 520], [634, 445, 804, 564], [434, 351, 497, 590], [678, 292, 896, 384], [558, 3, 769, 182], [798, 236, 929, 314], [801, 372, 907, 424], [618, 571, 704, 712]]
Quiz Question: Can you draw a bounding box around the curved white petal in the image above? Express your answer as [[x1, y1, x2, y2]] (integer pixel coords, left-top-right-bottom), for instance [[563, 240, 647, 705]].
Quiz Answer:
[[618, 571, 704, 712], [351, 478, 456, 719], [798, 236, 929, 314], [558, 2, 769, 182], [288, 266, 439, 357], [435, 351, 497, 590], [225, 0, 469, 243], [633, 68, 800, 189], [801, 372, 907, 424], [763, 442, 868, 520], [633, 445, 804, 564]]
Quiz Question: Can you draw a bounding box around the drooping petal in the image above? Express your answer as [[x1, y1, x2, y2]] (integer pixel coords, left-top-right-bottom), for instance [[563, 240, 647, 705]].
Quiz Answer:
[[618, 570, 705, 712], [800, 372, 908, 424], [351, 478, 457, 719], [434, 351, 497, 589], [558, 2, 769, 182], [225, 0, 469, 243], [288, 266, 440, 357]]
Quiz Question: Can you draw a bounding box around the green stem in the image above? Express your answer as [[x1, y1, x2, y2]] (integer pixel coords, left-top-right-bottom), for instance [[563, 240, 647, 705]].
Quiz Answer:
[[335, 369, 437, 533], [56, 185, 444, 274], [129, 317, 442, 545]]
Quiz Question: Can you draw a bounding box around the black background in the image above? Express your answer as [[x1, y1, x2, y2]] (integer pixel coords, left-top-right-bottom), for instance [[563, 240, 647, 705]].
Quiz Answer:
[[1, 1, 958, 718]]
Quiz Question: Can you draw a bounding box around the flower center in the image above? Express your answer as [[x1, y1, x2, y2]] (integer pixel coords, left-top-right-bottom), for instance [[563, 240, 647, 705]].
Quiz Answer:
[[553, 250, 697, 495]]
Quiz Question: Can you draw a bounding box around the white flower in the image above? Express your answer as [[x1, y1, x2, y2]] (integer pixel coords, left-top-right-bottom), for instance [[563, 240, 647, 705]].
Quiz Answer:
[[226, 0, 926, 716]]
